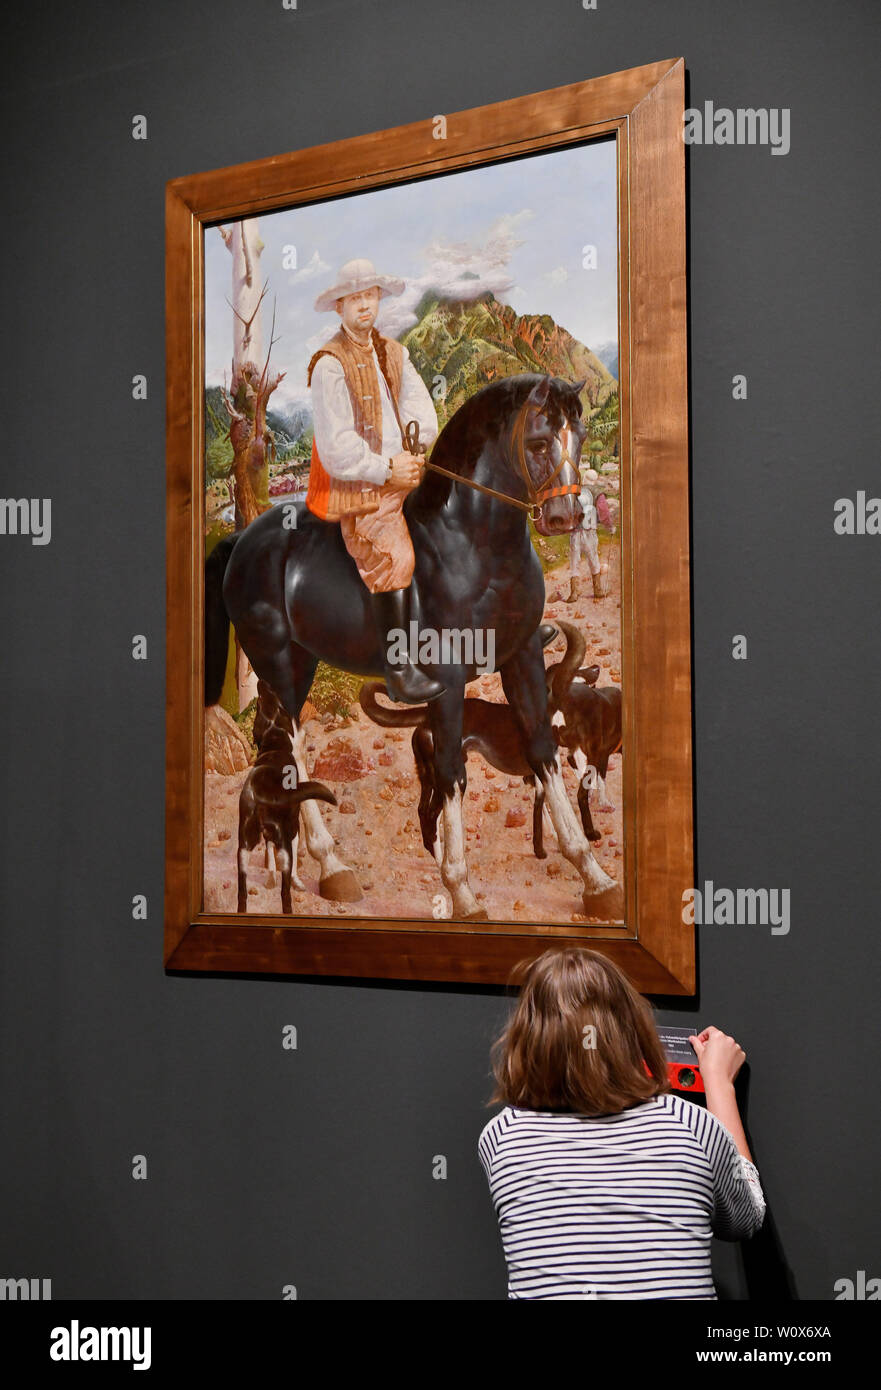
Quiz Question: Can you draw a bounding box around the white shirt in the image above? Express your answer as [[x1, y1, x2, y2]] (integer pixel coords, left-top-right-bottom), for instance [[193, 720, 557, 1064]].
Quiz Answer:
[[577, 484, 597, 530], [478, 1094, 766, 1300], [310, 339, 439, 488]]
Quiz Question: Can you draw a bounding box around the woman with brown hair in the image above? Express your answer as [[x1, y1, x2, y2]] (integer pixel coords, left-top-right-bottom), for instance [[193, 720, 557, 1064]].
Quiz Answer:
[[478, 947, 766, 1299]]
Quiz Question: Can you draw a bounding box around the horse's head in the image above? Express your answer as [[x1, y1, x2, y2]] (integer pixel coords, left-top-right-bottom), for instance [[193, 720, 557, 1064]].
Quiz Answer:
[[509, 375, 587, 535]]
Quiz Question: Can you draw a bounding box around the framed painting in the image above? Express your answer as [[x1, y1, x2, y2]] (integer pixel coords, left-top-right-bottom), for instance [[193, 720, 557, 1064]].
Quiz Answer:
[[164, 57, 693, 991]]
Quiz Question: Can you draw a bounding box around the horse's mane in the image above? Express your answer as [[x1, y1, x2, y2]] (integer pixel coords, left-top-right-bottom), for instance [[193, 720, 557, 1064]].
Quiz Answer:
[[408, 374, 582, 517]]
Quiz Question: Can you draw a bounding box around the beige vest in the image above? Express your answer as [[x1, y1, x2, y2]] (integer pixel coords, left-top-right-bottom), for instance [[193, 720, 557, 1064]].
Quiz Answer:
[[306, 329, 404, 520]]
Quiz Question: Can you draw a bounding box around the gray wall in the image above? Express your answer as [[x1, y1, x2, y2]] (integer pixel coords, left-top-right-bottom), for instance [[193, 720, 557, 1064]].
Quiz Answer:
[[1, 0, 877, 1300]]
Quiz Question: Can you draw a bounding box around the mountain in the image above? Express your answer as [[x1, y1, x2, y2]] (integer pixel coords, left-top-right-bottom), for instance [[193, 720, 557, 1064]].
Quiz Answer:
[[592, 340, 619, 381], [267, 402, 312, 444], [204, 293, 618, 473], [204, 385, 309, 465], [401, 290, 617, 430]]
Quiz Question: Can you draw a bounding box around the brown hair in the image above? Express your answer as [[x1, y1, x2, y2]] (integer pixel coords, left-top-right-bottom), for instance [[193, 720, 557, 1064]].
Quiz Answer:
[[488, 948, 670, 1115]]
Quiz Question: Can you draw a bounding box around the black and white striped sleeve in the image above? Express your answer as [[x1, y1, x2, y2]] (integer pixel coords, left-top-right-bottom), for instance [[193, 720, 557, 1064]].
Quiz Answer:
[[676, 1099, 766, 1240], [477, 1110, 506, 1192]]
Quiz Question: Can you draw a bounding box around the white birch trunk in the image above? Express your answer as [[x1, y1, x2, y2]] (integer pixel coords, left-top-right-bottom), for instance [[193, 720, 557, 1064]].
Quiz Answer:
[[220, 217, 265, 712]]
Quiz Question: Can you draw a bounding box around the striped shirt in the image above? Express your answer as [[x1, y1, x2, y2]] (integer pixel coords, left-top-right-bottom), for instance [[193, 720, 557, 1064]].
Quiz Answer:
[[477, 1094, 766, 1300]]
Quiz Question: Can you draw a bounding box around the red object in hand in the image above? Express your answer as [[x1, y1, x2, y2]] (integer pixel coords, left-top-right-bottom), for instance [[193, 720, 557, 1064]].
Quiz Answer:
[[595, 492, 612, 527]]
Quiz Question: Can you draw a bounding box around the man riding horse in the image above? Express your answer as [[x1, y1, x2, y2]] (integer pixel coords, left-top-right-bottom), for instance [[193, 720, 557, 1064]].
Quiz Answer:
[[306, 257, 444, 704]]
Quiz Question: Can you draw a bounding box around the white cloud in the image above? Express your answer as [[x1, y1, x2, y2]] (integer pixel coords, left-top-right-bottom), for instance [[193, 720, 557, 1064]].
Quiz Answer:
[[375, 209, 535, 338], [543, 266, 569, 286], [291, 250, 331, 282]]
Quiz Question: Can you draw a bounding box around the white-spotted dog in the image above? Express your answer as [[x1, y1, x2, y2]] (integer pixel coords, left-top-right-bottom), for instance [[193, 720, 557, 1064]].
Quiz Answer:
[[237, 680, 337, 913]]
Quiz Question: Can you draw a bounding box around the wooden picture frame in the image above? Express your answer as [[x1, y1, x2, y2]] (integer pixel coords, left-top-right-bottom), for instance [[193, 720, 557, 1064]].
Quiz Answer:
[[165, 57, 693, 992]]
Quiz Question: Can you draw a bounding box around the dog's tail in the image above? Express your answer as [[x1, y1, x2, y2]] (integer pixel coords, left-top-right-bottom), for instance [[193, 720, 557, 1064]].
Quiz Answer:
[[358, 680, 429, 728], [205, 533, 241, 706], [546, 620, 587, 702], [291, 780, 338, 808]]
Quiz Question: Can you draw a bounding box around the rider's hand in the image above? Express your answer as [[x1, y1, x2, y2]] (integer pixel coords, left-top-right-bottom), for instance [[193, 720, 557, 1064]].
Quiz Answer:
[[388, 451, 422, 490], [688, 1026, 746, 1088]]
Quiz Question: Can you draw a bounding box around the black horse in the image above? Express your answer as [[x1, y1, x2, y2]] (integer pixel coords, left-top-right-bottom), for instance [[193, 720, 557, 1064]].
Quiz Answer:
[[205, 372, 618, 920]]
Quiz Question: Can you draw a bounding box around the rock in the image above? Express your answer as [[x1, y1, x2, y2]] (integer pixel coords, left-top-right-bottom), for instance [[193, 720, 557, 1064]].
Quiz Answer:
[[546, 862, 561, 877], [204, 705, 252, 775], [484, 796, 499, 813], [505, 808, 526, 827], [513, 899, 525, 911], [312, 737, 370, 781], [372, 738, 385, 750], [300, 699, 319, 723], [378, 752, 394, 766], [339, 800, 356, 814], [218, 829, 231, 842]]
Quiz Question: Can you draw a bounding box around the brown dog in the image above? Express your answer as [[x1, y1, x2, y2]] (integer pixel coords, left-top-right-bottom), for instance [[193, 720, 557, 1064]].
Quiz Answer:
[[545, 620, 622, 841], [237, 680, 337, 912], [359, 682, 552, 860]]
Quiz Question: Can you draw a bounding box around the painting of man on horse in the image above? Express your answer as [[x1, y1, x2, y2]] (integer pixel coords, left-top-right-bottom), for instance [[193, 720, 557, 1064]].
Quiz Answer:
[[202, 138, 623, 926]]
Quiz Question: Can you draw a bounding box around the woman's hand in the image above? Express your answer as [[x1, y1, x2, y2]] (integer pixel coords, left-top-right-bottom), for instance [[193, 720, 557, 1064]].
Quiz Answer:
[[689, 1027, 754, 1162], [688, 1026, 746, 1088]]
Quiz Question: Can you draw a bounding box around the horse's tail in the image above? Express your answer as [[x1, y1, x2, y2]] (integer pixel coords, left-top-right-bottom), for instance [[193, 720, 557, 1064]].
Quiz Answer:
[[358, 679, 429, 728], [546, 620, 587, 703], [205, 533, 240, 706]]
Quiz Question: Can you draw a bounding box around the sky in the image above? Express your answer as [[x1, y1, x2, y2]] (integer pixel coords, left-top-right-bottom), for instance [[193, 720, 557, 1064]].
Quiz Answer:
[[204, 135, 618, 414]]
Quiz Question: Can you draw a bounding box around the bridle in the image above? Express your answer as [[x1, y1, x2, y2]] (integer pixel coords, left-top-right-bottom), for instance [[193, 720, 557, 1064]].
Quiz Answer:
[[507, 401, 582, 519], [405, 399, 582, 522]]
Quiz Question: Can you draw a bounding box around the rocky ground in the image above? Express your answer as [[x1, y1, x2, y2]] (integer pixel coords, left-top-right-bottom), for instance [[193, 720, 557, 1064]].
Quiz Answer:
[[203, 543, 623, 927]]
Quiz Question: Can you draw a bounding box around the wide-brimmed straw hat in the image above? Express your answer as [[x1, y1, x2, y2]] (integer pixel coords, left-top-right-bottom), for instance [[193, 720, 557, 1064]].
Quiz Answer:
[[314, 257, 405, 313]]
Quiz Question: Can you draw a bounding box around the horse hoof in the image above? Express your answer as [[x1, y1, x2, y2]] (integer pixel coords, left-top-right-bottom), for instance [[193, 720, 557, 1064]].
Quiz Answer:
[[583, 883, 624, 921], [320, 869, 363, 903], [462, 907, 489, 922]]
